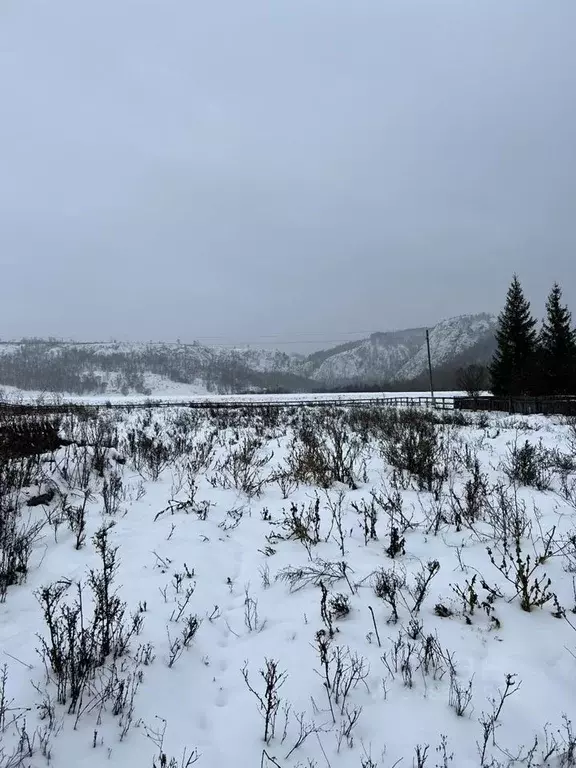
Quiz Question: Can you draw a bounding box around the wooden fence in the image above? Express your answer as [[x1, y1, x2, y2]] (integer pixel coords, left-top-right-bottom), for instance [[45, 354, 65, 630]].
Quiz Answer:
[[8, 393, 576, 417], [453, 396, 576, 416], [0, 395, 454, 416]]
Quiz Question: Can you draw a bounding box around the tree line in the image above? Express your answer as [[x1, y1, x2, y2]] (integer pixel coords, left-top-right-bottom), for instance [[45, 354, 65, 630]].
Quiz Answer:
[[460, 276, 576, 398], [0, 343, 315, 396]]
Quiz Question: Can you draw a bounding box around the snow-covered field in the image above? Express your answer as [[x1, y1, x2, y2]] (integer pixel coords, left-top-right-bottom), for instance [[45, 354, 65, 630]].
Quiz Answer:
[[0, 387, 464, 406], [0, 404, 574, 768]]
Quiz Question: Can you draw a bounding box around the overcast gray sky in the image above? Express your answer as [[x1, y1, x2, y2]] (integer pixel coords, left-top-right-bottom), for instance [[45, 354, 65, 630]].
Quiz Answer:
[[1, 0, 575, 350]]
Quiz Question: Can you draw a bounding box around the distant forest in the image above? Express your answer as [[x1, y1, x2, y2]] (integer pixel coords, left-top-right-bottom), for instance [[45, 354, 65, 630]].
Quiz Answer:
[[0, 343, 315, 396], [0, 340, 480, 396]]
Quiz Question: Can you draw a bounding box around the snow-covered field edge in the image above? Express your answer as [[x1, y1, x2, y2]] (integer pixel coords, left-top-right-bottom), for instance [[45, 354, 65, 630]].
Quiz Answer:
[[0, 404, 574, 768], [0, 386, 470, 407]]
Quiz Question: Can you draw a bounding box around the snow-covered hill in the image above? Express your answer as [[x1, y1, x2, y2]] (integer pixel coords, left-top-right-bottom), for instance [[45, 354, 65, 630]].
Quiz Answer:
[[0, 340, 309, 396], [396, 313, 497, 380], [0, 314, 497, 395], [302, 314, 497, 384], [301, 328, 427, 384]]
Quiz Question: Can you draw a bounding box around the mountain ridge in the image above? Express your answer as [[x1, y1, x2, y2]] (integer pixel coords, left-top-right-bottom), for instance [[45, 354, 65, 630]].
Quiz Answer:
[[0, 313, 497, 395]]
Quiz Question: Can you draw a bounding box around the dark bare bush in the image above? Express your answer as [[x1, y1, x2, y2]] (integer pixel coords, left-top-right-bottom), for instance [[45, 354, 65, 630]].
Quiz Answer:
[[350, 497, 378, 545], [154, 480, 211, 523], [385, 526, 405, 559], [373, 484, 415, 535], [242, 659, 287, 743], [1, 452, 43, 499], [567, 416, 576, 451], [244, 587, 266, 633], [57, 444, 93, 490], [63, 489, 91, 549], [485, 484, 532, 545], [287, 411, 363, 489], [413, 744, 429, 766], [166, 614, 201, 667], [559, 473, 576, 510], [36, 524, 143, 713], [285, 418, 332, 489], [380, 631, 416, 688], [320, 413, 364, 488], [89, 524, 134, 662], [274, 469, 299, 499], [558, 716, 576, 767], [420, 489, 450, 536], [453, 438, 482, 474], [0, 507, 44, 602], [124, 424, 172, 480], [216, 435, 273, 498], [562, 531, 576, 573], [0, 664, 28, 736], [372, 567, 406, 624], [488, 536, 555, 613], [448, 671, 474, 717], [0, 720, 37, 768], [0, 415, 63, 459], [380, 411, 446, 492], [284, 710, 327, 760], [409, 560, 441, 615], [325, 490, 347, 556], [416, 632, 456, 681], [502, 438, 553, 490], [37, 580, 100, 711], [382, 629, 455, 690], [346, 406, 392, 440], [163, 410, 202, 457], [451, 574, 502, 626], [280, 498, 321, 550], [319, 581, 351, 634], [329, 592, 351, 620], [477, 673, 521, 767], [449, 459, 489, 529], [146, 717, 200, 768], [83, 417, 120, 478], [315, 631, 369, 719], [79, 413, 119, 451], [184, 432, 217, 475], [0, 422, 50, 602], [439, 410, 474, 428], [336, 703, 363, 751], [277, 559, 354, 594], [102, 469, 124, 516]]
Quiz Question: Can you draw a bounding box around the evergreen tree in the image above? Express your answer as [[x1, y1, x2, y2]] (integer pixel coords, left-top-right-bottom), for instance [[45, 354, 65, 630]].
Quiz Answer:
[[490, 275, 538, 396], [539, 283, 576, 395]]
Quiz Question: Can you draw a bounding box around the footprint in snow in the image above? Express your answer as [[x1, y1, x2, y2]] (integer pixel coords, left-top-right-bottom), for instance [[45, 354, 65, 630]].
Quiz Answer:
[[215, 687, 228, 708]]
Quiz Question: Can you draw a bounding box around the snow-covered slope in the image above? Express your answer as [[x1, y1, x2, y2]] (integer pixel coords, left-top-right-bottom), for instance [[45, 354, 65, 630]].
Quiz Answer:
[[0, 314, 497, 394], [395, 313, 497, 380], [0, 340, 309, 396], [302, 314, 497, 384], [302, 328, 427, 384]]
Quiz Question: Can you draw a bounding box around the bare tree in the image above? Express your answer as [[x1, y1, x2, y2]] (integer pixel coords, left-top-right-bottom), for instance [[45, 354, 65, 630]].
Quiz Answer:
[[457, 364, 486, 399]]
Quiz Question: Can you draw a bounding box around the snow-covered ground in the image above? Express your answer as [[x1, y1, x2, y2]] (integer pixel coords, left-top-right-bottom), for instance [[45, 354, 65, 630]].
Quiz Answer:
[[0, 386, 463, 406], [0, 405, 574, 768]]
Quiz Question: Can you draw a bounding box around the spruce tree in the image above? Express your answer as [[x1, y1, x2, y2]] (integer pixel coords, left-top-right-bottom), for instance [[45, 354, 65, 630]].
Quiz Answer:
[[539, 283, 576, 395], [490, 275, 538, 397]]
